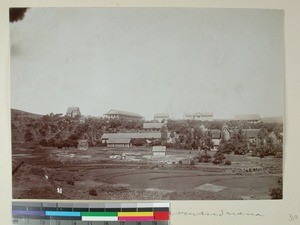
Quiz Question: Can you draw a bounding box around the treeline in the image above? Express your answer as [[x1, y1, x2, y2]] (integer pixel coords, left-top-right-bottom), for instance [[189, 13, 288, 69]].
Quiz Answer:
[[12, 112, 144, 147], [12, 109, 283, 155]]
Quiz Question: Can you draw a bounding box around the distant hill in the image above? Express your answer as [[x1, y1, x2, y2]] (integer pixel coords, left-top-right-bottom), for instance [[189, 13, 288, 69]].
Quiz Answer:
[[261, 116, 283, 123], [11, 108, 43, 119], [11, 108, 105, 148]]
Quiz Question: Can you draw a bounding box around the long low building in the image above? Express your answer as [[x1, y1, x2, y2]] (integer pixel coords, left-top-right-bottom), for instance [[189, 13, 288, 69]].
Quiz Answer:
[[184, 112, 214, 121], [103, 109, 143, 120], [143, 122, 164, 131], [106, 138, 132, 147], [102, 132, 162, 147], [102, 132, 161, 140]]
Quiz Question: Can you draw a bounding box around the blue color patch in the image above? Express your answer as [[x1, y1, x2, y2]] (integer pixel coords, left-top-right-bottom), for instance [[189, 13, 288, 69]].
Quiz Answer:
[[45, 211, 81, 217]]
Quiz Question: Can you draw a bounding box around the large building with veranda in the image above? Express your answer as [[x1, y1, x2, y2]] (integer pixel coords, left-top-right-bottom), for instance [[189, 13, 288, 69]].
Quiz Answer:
[[103, 109, 143, 120]]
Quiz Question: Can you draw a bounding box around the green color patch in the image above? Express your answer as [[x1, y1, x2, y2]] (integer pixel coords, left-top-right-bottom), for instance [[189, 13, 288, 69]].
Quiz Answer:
[[81, 212, 118, 217]]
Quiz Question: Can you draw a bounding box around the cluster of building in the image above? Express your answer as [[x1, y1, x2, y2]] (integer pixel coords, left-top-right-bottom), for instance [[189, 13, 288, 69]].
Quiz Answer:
[[65, 107, 261, 124], [65, 107, 264, 150], [211, 124, 260, 150]]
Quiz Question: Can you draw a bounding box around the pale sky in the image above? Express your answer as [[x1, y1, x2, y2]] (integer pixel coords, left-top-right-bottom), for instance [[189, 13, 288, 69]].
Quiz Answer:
[[10, 8, 284, 120]]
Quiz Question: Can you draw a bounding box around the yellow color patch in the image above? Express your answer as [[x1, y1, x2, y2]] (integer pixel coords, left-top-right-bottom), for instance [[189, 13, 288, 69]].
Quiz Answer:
[[118, 212, 153, 217]]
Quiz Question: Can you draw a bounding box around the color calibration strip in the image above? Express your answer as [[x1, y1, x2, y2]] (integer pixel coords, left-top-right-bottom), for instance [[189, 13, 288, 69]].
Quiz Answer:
[[12, 202, 170, 224]]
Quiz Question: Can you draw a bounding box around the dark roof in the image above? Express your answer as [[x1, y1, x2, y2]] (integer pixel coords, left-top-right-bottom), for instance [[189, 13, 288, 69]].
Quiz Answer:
[[104, 109, 142, 118], [102, 132, 161, 140], [245, 129, 260, 139], [211, 130, 221, 139], [143, 123, 164, 129], [107, 138, 132, 144], [67, 107, 80, 114]]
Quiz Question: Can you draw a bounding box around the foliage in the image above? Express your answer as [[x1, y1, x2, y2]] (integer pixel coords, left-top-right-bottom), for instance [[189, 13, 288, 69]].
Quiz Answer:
[[131, 138, 146, 146], [224, 160, 231, 165], [24, 129, 33, 142], [189, 158, 196, 165], [89, 189, 98, 196], [196, 154, 212, 163], [269, 187, 282, 199], [218, 141, 235, 154], [161, 125, 168, 144], [39, 139, 48, 147], [149, 139, 162, 146], [212, 152, 226, 164], [269, 177, 283, 199]]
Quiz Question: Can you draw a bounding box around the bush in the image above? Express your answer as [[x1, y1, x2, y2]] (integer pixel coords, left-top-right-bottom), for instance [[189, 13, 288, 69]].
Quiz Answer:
[[189, 158, 195, 166], [197, 154, 212, 163], [178, 160, 183, 164], [269, 187, 282, 199], [224, 160, 231, 165], [213, 152, 225, 164], [131, 138, 146, 146], [39, 139, 48, 147], [89, 188, 98, 196], [275, 152, 283, 158], [67, 180, 74, 186], [212, 158, 222, 164], [149, 139, 162, 146]]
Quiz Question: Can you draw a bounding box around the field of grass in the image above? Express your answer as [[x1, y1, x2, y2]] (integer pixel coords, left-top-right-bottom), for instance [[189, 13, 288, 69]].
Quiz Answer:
[[12, 146, 282, 200]]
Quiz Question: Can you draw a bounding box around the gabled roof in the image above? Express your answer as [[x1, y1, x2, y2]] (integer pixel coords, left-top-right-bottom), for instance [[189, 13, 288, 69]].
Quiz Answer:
[[104, 109, 142, 118], [102, 132, 161, 140], [67, 107, 80, 114], [211, 130, 221, 139], [244, 129, 260, 139], [143, 123, 164, 129], [107, 138, 132, 144]]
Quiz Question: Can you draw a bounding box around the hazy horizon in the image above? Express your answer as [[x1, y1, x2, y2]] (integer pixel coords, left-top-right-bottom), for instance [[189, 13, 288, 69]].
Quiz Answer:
[[10, 8, 285, 120]]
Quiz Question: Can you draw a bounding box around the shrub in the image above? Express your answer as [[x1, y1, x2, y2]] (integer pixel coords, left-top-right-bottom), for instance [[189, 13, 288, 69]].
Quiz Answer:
[[269, 187, 282, 199], [224, 160, 231, 165], [89, 189, 98, 196], [275, 152, 283, 158], [39, 139, 48, 147], [67, 180, 74, 186], [212, 158, 222, 164], [178, 160, 183, 164], [131, 138, 146, 146], [213, 152, 225, 164], [189, 158, 195, 166], [24, 129, 33, 142], [197, 154, 212, 163]]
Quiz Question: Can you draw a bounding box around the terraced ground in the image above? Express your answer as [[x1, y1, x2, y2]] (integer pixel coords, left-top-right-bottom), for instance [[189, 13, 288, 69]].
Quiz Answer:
[[12, 146, 282, 200]]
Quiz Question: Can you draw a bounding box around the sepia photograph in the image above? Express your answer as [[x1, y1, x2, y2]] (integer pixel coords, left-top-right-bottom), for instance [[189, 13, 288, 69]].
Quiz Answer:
[[10, 7, 284, 200]]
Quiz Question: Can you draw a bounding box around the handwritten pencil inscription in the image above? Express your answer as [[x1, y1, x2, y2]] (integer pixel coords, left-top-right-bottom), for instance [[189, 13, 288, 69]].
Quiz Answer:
[[172, 210, 264, 217]]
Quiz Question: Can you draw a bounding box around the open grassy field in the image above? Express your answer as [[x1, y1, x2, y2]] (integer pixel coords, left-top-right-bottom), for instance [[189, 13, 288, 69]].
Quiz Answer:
[[12, 146, 282, 200]]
